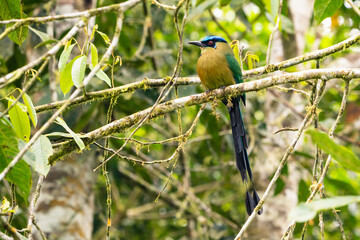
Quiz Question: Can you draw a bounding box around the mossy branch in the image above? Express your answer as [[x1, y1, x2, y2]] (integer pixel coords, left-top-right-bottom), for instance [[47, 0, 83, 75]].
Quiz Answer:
[[0, 20, 85, 87], [245, 32, 360, 77], [0, 0, 142, 25], [49, 68, 360, 164], [32, 31, 360, 113]]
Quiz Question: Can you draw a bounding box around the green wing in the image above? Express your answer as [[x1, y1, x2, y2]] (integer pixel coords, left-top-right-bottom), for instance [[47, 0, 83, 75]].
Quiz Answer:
[[225, 54, 243, 84], [225, 54, 246, 104]]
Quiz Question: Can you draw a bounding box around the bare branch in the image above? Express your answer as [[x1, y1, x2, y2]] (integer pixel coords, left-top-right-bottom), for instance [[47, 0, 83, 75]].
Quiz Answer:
[[265, 0, 283, 65], [0, 21, 85, 87], [234, 76, 328, 240], [345, 0, 360, 17], [0, 0, 142, 25], [282, 80, 350, 238], [152, 0, 177, 10], [245, 32, 360, 77], [32, 31, 360, 114], [0, 11, 125, 182]]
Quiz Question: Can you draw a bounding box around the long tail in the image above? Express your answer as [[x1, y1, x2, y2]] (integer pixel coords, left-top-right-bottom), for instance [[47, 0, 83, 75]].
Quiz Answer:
[[224, 97, 263, 216]]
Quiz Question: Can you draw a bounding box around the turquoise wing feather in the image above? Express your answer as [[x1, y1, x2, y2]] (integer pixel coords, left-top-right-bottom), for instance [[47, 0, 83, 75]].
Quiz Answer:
[[225, 54, 246, 104], [225, 54, 243, 84]]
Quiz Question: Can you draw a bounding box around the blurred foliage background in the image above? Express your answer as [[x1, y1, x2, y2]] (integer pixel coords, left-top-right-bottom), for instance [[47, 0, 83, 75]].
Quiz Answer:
[[1, 0, 360, 239]]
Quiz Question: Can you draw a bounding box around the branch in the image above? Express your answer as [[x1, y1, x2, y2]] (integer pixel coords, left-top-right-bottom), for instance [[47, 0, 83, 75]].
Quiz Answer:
[[0, 59, 49, 119], [0, 12, 125, 182], [101, 0, 190, 169], [27, 175, 44, 240], [35, 77, 200, 113], [244, 32, 360, 77], [33, 32, 360, 113], [282, 80, 350, 239], [345, 0, 360, 17], [0, 21, 85, 87], [152, 0, 177, 10], [265, 0, 283, 65], [48, 68, 360, 163], [0, 0, 142, 25], [234, 78, 327, 240]]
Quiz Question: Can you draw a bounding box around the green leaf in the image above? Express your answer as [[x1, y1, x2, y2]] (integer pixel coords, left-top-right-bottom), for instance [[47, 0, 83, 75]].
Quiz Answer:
[[89, 64, 112, 87], [96, 30, 110, 45], [6, 97, 27, 112], [274, 177, 285, 196], [21, 92, 37, 127], [0, 0, 28, 45], [280, 14, 294, 34], [55, 117, 85, 150], [270, 0, 279, 21], [60, 55, 80, 95], [45, 132, 75, 138], [263, 0, 279, 21], [71, 55, 87, 88], [219, 0, 232, 7], [0, 117, 32, 202], [313, 0, 343, 24], [31, 135, 52, 176], [34, 39, 58, 49], [58, 43, 76, 73], [188, 0, 217, 21], [28, 26, 50, 42], [90, 42, 98, 67], [306, 129, 360, 173], [8, 96, 30, 142], [291, 196, 360, 222]]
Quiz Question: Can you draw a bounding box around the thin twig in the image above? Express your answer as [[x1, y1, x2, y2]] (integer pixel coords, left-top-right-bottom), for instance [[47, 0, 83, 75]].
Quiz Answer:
[[234, 78, 327, 240], [0, 22, 22, 41], [152, 0, 176, 10], [0, 0, 142, 25], [0, 231, 13, 240], [282, 80, 350, 238], [274, 86, 310, 97], [246, 32, 360, 77], [0, 21, 85, 88], [208, 9, 232, 41], [345, 0, 360, 17], [27, 175, 44, 240], [0, 10, 128, 182], [49, 69, 360, 163], [273, 127, 298, 134], [97, 0, 190, 170], [31, 217, 47, 240], [94, 103, 205, 171], [265, 0, 283, 65], [0, 59, 49, 119]]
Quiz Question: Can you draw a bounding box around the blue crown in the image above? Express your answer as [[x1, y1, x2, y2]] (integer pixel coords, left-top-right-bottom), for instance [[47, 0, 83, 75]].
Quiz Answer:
[[201, 35, 227, 43]]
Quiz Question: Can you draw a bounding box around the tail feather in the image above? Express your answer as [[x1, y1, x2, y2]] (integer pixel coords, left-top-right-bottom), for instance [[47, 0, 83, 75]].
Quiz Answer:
[[245, 191, 256, 216], [253, 190, 263, 215], [224, 97, 263, 216]]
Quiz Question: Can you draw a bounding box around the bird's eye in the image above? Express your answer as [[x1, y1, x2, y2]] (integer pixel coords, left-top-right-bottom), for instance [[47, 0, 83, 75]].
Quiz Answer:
[[208, 41, 213, 46]]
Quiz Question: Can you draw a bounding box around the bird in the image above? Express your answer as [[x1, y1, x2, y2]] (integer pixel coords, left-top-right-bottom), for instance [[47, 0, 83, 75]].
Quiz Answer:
[[189, 35, 262, 216]]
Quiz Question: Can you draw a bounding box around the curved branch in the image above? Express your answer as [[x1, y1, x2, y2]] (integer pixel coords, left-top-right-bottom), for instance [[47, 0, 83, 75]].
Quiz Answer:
[[0, 12, 125, 183], [0, 20, 85, 87], [0, 0, 142, 25], [33, 32, 360, 113], [35, 77, 199, 113], [244, 32, 360, 77], [49, 68, 360, 163]]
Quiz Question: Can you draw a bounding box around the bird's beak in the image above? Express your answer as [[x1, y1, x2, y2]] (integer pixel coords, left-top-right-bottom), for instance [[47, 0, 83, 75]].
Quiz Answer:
[[188, 41, 204, 48]]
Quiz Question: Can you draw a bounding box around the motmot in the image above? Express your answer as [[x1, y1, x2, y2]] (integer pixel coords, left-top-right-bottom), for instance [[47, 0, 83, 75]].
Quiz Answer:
[[189, 36, 262, 216]]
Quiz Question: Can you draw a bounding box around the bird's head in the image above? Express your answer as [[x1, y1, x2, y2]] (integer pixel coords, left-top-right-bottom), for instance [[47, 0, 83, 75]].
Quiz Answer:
[[188, 35, 227, 49]]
